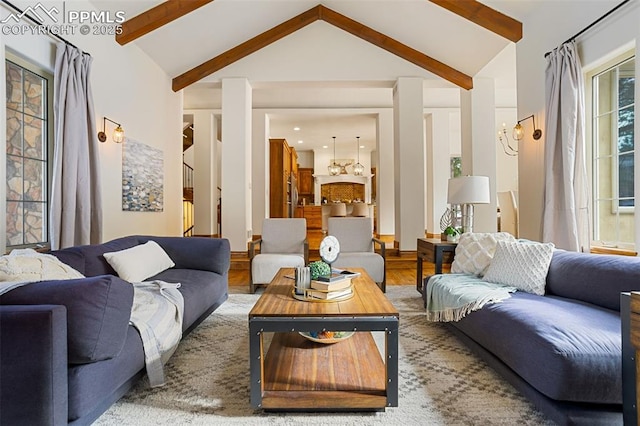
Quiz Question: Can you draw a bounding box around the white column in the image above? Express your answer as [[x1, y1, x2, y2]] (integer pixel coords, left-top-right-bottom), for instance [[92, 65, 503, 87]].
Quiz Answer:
[[376, 110, 394, 237], [192, 111, 216, 236], [460, 78, 498, 232], [221, 78, 252, 251], [393, 77, 425, 251], [252, 111, 269, 237], [425, 111, 451, 236]]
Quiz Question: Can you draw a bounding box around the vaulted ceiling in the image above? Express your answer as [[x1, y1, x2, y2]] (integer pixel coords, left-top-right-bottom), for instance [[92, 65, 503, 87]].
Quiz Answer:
[[96, 0, 530, 152]]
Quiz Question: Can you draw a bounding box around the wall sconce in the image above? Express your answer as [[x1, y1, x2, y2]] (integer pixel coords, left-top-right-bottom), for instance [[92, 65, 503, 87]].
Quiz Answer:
[[497, 123, 518, 156], [353, 136, 365, 176], [513, 114, 542, 141], [498, 115, 543, 156], [98, 117, 125, 143]]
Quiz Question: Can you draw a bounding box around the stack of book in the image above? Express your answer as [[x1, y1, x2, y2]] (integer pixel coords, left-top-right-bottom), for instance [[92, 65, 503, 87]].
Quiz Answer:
[[308, 274, 353, 300]]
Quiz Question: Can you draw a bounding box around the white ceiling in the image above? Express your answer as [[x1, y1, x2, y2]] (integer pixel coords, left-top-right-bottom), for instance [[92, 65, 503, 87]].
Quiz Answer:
[[95, 0, 532, 153]]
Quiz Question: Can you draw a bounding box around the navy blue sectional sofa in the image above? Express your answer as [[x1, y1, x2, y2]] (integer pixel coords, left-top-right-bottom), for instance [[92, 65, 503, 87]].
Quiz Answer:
[[0, 235, 230, 426], [438, 250, 640, 426]]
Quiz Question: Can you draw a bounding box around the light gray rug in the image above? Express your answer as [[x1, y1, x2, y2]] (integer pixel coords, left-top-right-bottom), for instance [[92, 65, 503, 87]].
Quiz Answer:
[[94, 285, 552, 425]]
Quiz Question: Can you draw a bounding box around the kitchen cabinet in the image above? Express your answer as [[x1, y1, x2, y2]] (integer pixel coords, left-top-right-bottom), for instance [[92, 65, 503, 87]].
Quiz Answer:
[[298, 168, 314, 196], [269, 139, 292, 218]]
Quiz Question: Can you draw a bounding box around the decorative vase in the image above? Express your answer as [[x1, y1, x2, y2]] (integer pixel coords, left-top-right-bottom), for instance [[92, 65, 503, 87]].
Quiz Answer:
[[446, 234, 459, 243]]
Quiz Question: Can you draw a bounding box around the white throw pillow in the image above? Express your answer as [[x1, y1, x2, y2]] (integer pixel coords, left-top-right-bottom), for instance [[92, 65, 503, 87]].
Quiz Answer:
[[451, 232, 516, 277], [103, 241, 175, 282], [483, 240, 555, 295]]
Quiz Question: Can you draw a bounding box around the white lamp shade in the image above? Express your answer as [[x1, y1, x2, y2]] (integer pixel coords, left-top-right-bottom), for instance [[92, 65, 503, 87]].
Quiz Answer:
[[447, 176, 490, 205]]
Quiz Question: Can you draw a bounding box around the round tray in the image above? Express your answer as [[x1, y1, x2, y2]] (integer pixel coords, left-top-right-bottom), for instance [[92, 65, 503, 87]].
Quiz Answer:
[[299, 331, 355, 344], [291, 286, 354, 303]]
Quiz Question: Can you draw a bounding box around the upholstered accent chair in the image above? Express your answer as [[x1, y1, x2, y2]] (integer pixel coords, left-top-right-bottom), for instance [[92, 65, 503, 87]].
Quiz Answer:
[[249, 218, 309, 293], [328, 217, 386, 292]]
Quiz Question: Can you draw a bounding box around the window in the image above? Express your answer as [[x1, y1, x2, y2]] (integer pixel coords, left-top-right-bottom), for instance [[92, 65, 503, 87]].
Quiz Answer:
[[450, 156, 461, 177], [591, 55, 635, 249], [5, 54, 52, 249]]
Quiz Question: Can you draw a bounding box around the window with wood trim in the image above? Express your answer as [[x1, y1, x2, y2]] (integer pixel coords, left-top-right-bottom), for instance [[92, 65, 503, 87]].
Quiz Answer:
[[5, 54, 53, 249]]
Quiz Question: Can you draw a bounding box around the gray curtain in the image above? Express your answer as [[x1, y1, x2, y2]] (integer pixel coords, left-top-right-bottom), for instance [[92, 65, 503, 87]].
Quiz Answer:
[[542, 41, 590, 252], [50, 43, 102, 250]]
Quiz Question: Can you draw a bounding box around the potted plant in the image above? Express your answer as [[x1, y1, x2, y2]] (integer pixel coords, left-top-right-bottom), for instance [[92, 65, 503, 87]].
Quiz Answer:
[[444, 226, 460, 243]]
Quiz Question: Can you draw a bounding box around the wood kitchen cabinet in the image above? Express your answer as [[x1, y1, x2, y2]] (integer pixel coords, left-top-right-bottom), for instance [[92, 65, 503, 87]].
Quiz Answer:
[[269, 138, 292, 218], [291, 147, 298, 179], [298, 168, 314, 197]]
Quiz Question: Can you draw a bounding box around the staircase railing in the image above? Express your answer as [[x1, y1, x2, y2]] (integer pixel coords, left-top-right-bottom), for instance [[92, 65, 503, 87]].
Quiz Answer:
[[183, 162, 194, 236], [183, 162, 193, 189]]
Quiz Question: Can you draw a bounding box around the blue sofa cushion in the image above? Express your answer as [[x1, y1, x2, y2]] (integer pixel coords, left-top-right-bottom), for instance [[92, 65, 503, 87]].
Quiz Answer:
[[49, 248, 86, 275], [453, 291, 621, 404], [50, 236, 140, 277], [150, 268, 228, 331], [0, 275, 134, 364], [547, 250, 640, 311], [67, 326, 144, 422]]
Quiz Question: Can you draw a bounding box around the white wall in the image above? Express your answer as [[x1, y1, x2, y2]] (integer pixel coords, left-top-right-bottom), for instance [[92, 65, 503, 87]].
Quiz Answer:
[[515, 0, 638, 241], [296, 150, 314, 168], [1, 1, 183, 247]]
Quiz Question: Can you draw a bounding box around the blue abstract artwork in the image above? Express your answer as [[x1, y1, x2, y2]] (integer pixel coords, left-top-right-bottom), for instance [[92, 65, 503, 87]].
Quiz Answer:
[[122, 139, 164, 212]]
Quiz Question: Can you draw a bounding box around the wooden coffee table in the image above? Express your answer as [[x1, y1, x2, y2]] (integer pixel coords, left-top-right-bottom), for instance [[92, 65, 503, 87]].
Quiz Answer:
[[248, 268, 399, 411]]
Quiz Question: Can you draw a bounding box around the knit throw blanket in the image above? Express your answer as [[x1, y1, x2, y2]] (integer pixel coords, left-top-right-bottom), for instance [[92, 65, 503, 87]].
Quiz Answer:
[[425, 274, 517, 322], [0, 248, 84, 295]]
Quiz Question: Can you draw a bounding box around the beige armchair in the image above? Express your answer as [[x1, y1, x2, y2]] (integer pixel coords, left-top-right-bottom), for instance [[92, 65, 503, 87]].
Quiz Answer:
[[249, 218, 309, 293], [328, 217, 386, 292]]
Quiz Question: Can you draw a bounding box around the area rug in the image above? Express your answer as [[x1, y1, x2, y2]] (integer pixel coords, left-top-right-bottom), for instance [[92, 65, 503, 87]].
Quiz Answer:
[[94, 285, 552, 425]]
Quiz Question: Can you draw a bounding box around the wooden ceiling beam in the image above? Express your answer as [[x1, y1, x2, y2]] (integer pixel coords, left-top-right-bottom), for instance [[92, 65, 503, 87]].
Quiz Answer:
[[116, 0, 214, 46], [172, 4, 473, 91], [318, 5, 472, 90], [172, 5, 321, 92], [428, 0, 522, 42]]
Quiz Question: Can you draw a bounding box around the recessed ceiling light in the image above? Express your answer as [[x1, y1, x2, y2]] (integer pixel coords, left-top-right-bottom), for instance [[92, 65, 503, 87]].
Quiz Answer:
[[298, 140, 303, 144], [322, 145, 328, 149], [293, 127, 300, 131], [360, 145, 365, 148]]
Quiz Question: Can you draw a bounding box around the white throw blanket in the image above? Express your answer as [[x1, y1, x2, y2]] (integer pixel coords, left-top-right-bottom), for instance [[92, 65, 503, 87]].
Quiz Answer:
[[129, 280, 184, 387], [0, 248, 84, 295], [425, 274, 517, 322]]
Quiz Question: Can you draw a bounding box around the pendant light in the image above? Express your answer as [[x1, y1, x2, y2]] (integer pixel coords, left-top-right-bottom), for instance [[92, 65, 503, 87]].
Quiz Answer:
[[353, 136, 364, 176], [328, 136, 340, 176]]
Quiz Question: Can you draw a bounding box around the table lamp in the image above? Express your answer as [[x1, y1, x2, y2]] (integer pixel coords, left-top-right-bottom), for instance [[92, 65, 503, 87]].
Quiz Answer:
[[447, 176, 490, 233]]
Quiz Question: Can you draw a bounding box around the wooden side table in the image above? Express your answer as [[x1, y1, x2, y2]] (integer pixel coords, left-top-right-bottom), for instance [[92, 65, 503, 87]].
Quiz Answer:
[[416, 238, 457, 294]]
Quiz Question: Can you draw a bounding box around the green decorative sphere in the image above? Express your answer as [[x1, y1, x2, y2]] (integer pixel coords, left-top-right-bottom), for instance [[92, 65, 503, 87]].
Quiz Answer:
[[309, 260, 331, 280]]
